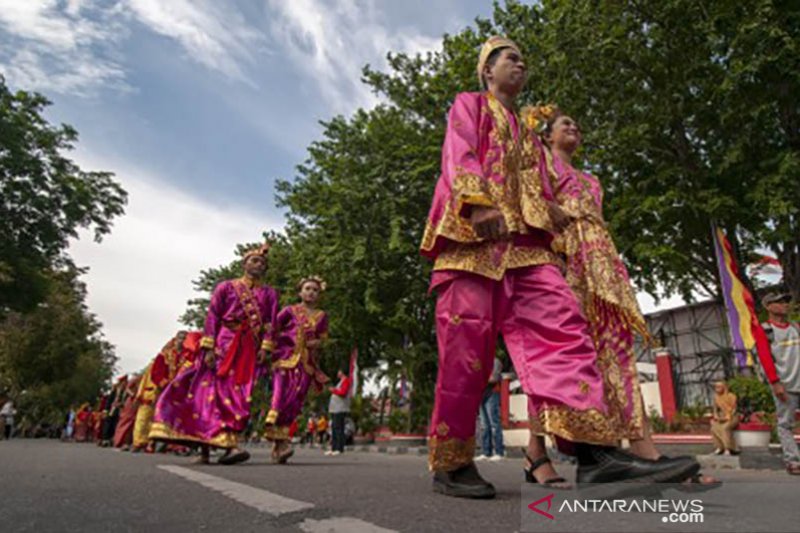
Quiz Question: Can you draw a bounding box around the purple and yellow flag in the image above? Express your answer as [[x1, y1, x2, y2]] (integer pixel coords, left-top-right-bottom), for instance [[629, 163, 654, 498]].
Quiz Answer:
[[712, 226, 769, 368]]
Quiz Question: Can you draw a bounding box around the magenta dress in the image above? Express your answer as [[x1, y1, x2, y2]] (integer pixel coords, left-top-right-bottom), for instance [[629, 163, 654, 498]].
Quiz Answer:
[[548, 152, 647, 439], [420, 92, 615, 472], [150, 278, 279, 448], [264, 304, 329, 441]]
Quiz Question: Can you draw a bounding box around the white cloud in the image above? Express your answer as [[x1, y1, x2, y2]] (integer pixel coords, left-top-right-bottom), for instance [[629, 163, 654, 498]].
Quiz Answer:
[[265, 0, 441, 112], [0, 0, 128, 94], [0, 0, 264, 94], [2, 45, 128, 95], [0, 0, 442, 110], [0, 0, 108, 49], [124, 0, 264, 85], [69, 153, 283, 375]]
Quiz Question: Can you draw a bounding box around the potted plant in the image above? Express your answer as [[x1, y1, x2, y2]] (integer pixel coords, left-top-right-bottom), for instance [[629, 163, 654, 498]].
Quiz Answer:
[[385, 409, 426, 446], [727, 376, 775, 448], [355, 413, 377, 444]]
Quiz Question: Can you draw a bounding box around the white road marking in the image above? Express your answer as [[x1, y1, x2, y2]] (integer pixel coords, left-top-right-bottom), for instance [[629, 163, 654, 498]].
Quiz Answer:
[[158, 465, 398, 532], [158, 465, 313, 516], [299, 517, 398, 533]]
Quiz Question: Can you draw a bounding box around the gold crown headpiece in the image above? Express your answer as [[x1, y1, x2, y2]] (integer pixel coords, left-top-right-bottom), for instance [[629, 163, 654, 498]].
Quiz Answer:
[[243, 242, 271, 261], [298, 275, 327, 292]]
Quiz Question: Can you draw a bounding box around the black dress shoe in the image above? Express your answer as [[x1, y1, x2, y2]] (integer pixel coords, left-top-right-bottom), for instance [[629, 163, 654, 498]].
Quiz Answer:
[[218, 449, 251, 465], [577, 447, 700, 484], [432, 462, 496, 499], [657, 454, 693, 462]]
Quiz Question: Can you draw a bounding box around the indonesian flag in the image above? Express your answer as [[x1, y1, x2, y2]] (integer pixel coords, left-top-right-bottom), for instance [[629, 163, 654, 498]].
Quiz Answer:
[[749, 255, 783, 278], [348, 346, 359, 398]]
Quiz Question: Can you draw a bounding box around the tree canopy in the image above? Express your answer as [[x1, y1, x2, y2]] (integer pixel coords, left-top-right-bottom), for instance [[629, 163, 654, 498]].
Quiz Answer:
[[0, 76, 125, 422], [183, 0, 800, 428], [0, 268, 117, 425], [0, 75, 127, 313]]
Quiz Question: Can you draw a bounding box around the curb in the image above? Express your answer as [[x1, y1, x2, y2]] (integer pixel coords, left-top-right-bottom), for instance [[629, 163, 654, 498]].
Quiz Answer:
[[301, 444, 429, 456], [246, 442, 786, 470]]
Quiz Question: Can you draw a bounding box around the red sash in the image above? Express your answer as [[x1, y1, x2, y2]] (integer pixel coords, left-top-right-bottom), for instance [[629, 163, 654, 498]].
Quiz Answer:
[[216, 323, 257, 385], [215, 279, 263, 385]]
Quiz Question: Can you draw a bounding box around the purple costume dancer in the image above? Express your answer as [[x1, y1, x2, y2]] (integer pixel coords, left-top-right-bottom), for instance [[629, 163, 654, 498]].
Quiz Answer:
[[150, 244, 279, 464], [265, 276, 329, 463]]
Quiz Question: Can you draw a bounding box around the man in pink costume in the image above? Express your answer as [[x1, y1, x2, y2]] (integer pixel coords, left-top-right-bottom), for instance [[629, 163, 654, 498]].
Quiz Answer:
[[150, 243, 279, 465], [421, 36, 698, 498]]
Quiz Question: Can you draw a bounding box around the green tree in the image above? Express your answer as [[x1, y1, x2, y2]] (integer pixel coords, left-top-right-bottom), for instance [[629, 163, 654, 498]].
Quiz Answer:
[[0, 268, 117, 425], [366, 0, 800, 302], [523, 0, 799, 302], [182, 107, 441, 427], [184, 0, 800, 427], [0, 76, 127, 313]]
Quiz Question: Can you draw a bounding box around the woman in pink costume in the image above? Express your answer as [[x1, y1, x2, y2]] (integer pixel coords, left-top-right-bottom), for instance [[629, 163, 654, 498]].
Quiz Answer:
[[520, 106, 712, 487], [264, 276, 329, 463]]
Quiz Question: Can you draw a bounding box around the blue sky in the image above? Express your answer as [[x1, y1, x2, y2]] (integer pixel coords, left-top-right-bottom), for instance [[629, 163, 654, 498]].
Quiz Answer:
[[0, 0, 502, 374], [0, 1, 683, 375], [1, 0, 494, 212]]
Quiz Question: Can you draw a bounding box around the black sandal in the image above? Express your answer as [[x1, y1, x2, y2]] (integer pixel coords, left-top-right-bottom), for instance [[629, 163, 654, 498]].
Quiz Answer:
[[277, 447, 294, 464], [523, 450, 571, 489]]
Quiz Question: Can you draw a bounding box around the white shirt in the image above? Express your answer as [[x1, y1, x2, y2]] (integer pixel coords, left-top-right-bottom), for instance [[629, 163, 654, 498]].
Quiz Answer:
[[0, 401, 16, 418]]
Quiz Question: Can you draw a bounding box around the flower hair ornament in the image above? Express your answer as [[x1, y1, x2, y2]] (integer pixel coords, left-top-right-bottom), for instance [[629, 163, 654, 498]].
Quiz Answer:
[[521, 103, 560, 133], [298, 275, 327, 292]]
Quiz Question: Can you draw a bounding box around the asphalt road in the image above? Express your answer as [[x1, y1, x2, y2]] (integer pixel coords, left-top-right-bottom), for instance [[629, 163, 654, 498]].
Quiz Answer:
[[0, 440, 796, 533]]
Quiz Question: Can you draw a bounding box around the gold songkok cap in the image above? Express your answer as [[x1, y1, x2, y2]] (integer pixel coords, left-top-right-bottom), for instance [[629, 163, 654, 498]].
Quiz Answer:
[[477, 36, 522, 89]]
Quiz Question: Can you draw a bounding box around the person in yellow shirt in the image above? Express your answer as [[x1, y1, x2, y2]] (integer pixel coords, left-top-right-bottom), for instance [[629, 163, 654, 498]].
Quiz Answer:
[[316, 415, 329, 447]]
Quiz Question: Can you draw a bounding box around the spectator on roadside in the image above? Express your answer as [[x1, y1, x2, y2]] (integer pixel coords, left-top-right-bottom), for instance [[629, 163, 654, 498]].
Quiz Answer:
[[305, 414, 317, 446], [761, 292, 800, 475], [0, 398, 6, 440], [316, 415, 329, 447], [1, 399, 17, 440], [710, 381, 739, 456], [476, 357, 505, 461], [65, 406, 76, 441], [326, 368, 351, 456]]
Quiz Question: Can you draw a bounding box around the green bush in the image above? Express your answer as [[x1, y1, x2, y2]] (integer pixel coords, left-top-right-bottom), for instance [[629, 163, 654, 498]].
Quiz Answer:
[[648, 408, 668, 433], [727, 376, 775, 422], [388, 410, 410, 434], [677, 403, 710, 421], [357, 412, 378, 435]]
